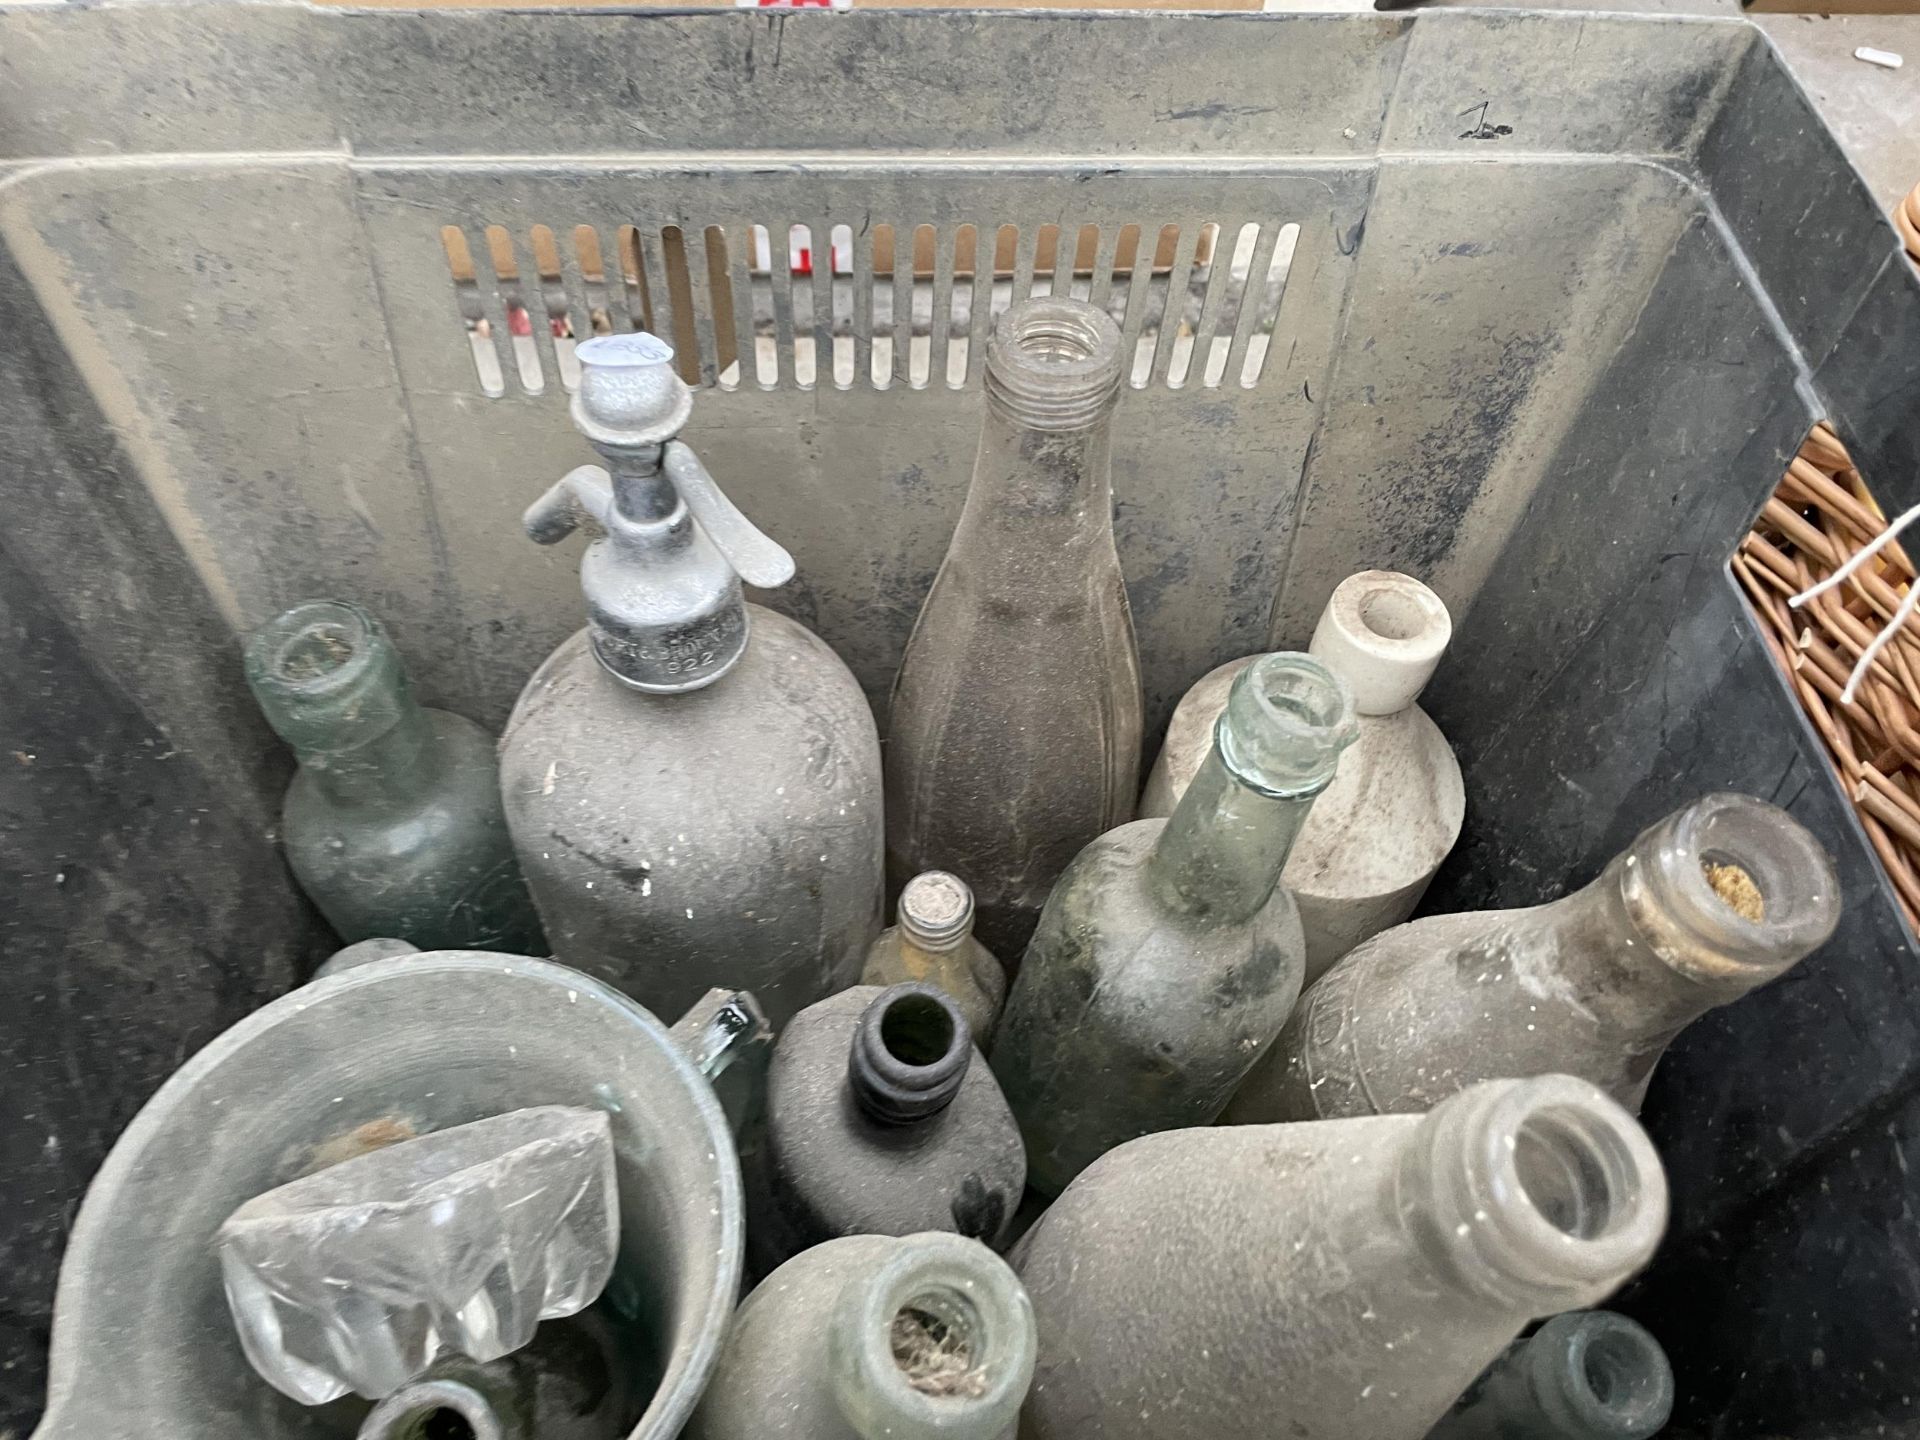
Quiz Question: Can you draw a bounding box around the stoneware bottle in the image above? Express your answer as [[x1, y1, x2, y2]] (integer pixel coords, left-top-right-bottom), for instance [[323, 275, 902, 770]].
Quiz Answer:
[[1226, 791, 1840, 1124], [991, 653, 1357, 1195], [886, 296, 1143, 959], [688, 1232, 1037, 1440], [1139, 569, 1464, 983], [758, 983, 1025, 1268], [245, 600, 544, 954], [499, 333, 883, 1028], [862, 872, 1008, 1042], [1428, 1310, 1674, 1440], [1014, 1074, 1669, 1440]]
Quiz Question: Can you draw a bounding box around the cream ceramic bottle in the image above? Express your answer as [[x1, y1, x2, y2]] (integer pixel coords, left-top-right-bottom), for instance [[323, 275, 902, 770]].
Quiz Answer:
[[1140, 570, 1463, 982]]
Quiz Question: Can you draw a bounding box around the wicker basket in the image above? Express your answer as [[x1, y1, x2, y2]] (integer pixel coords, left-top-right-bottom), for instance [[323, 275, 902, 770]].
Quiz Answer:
[[1736, 180, 1920, 929]]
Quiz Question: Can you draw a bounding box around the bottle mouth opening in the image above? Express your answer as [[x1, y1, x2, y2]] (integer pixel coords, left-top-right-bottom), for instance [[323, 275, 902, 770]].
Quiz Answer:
[[1512, 1106, 1639, 1242], [1217, 652, 1358, 797], [831, 1234, 1036, 1440], [1358, 586, 1434, 643], [889, 1286, 988, 1399], [1572, 1320, 1672, 1429], [1417, 1078, 1668, 1312], [1631, 793, 1841, 977], [880, 990, 960, 1068], [254, 601, 376, 695]]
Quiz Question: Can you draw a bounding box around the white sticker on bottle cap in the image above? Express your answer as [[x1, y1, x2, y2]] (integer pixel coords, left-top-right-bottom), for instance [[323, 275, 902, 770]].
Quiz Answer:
[[576, 332, 676, 367]]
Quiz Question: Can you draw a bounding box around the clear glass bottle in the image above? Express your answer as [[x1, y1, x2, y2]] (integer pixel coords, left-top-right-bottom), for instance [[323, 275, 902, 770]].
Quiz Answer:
[[885, 297, 1143, 959], [1428, 1310, 1674, 1440], [688, 1232, 1037, 1440], [861, 872, 1008, 1042], [1138, 570, 1464, 983], [499, 334, 883, 1028], [990, 653, 1357, 1195], [1226, 792, 1842, 1125], [245, 600, 544, 954], [755, 984, 1025, 1271], [1014, 1074, 1669, 1440]]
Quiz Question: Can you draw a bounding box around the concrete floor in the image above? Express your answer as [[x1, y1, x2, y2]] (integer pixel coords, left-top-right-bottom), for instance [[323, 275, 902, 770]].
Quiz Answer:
[[1262, 0, 1920, 213], [1754, 11, 1920, 211]]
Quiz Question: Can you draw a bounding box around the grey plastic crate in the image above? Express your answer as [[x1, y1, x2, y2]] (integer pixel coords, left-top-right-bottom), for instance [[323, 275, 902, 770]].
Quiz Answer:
[[2, 6, 1917, 1435]]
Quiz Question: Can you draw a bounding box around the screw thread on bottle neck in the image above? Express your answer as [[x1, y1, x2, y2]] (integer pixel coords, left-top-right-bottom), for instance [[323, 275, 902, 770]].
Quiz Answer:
[[898, 872, 976, 953], [982, 298, 1124, 432]]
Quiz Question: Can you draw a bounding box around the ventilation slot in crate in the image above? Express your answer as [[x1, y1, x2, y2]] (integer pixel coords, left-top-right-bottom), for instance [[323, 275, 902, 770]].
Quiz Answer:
[[439, 218, 1302, 399]]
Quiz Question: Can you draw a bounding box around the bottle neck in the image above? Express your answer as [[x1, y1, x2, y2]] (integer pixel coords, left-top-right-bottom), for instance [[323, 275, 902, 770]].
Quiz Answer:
[[960, 296, 1124, 537], [966, 403, 1116, 528], [828, 1234, 1036, 1440], [847, 986, 972, 1124], [1517, 793, 1841, 1031], [605, 441, 681, 526], [1146, 744, 1323, 924], [581, 439, 749, 693], [245, 601, 438, 807], [296, 701, 436, 806], [1390, 1076, 1667, 1321]]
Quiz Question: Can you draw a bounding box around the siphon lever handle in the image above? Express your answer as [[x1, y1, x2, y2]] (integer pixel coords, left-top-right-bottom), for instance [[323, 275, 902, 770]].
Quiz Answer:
[[663, 442, 796, 590]]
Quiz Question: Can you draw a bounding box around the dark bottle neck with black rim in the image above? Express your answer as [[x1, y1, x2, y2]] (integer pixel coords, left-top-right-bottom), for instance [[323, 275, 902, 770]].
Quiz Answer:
[[847, 984, 973, 1125]]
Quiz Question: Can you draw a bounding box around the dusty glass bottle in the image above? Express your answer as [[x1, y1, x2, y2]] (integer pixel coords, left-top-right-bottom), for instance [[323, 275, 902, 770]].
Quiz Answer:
[[245, 601, 544, 954], [885, 296, 1143, 959], [688, 1232, 1037, 1440], [1428, 1310, 1674, 1440], [355, 1306, 642, 1440], [499, 334, 883, 1028], [757, 984, 1025, 1268], [1014, 1074, 1669, 1440], [861, 873, 1008, 1042], [1139, 570, 1464, 982], [1226, 791, 1841, 1124], [991, 653, 1357, 1195]]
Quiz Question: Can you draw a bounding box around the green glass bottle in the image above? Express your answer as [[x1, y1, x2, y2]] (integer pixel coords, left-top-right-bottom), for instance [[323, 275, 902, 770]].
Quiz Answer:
[[990, 653, 1356, 1194], [244, 600, 544, 954], [1429, 1311, 1674, 1440]]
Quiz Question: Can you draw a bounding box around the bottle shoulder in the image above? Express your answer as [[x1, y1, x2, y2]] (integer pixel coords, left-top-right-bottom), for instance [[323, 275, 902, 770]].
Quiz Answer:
[[770, 991, 1021, 1171], [506, 609, 875, 743], [500, 612, 881, 825], [1021, 821, 1305, 1022], [861, 931, 1007, 1022], [694, 1236, 895, 1440], [767, 990, 1023, 1243], [284, 712, 506, 836], [1285, 705, 1465, 900]]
